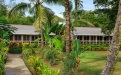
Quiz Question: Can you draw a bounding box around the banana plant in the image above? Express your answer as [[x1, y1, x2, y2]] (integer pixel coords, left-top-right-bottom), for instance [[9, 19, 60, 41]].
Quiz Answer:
[[52, 36, 63, 51], [72, 39, 83, 57], [43, 24, 65, 50], [72, 39, 84, 73]]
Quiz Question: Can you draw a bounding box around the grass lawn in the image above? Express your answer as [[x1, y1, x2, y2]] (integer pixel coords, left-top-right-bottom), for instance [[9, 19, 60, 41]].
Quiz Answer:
[[78, 51, 121, 75], [25, 50, 121, 75]]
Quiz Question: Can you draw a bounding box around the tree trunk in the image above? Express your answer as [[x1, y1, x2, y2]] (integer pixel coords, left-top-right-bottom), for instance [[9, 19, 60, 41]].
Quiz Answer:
[[40, 30, 44, 47], [37, 0, 44, 47], [64, 0, 71, 54], [100, 1, 121, 75]]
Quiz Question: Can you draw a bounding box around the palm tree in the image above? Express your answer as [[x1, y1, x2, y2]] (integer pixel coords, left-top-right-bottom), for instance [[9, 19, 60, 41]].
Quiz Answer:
[[64, 0, 71, 53], [7, 0, 64, 47], [41, 0, 72, 53], [100, 0, 121, 75], [8, 0, 72, 53]]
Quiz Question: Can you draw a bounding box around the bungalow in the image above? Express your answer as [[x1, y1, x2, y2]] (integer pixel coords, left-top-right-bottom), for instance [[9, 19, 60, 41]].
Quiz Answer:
[[10, 24, 113, 44], [74, 27, 113, 44]]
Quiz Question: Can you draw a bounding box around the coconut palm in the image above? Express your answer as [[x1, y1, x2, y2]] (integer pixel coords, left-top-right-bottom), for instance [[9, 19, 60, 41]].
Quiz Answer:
[[7, 0, 64, 47], [8, 0, 73, 53], [100, 0, 121, 75], [32, 0, 71, 53], [63, 0, 71, 53]]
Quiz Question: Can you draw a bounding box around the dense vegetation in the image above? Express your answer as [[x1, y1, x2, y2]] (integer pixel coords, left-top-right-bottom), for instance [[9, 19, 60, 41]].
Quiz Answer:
[[0, 0, 121, 75]]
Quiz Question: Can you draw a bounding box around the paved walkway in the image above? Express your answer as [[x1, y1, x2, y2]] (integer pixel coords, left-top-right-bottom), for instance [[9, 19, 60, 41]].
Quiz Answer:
[[4, 54, 31, 75]]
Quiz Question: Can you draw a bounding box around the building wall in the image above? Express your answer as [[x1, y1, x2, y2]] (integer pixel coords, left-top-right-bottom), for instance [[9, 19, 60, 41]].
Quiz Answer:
[[77, 35, 112, 44], [10, 34, 40, 43], [10, 34, 112, 44]]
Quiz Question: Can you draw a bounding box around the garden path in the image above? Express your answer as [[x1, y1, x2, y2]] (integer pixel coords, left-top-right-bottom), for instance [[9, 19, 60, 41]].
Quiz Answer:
[[4, 54, 31, 75]]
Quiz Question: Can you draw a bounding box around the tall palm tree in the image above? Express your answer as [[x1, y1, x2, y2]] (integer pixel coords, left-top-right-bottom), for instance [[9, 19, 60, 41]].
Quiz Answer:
[[7, 0, 63, 47], [34, 4, 45, 47], [8, 0, 71, 53], [100, 0, 121, 75], [64, 0, 71, 53], [43, 0, 72, 53]]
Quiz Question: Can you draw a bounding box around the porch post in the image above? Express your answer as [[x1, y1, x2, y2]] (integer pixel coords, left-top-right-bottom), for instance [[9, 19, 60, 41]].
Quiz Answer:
[[96, 36, 97, 44], [21, 35, 23, 43], [102, 36, 104, 44], [13, 35, 15, 41], [89, 36, 91, 44], [29, 35, 31, 44], [82, 36, 84, 44]]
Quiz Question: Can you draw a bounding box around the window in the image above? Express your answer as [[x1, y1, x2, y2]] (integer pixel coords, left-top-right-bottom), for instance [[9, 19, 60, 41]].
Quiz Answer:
[[77, 36, 82, 40], [91, 36, 96, 40], [84, 36, 89, 40], [104, 36, 109, 41], [31, 35, 38, 41], [23, 35, 29, 41], [10, 35, 13, 40], [15, 35, 21, 41], [110, 36, 112, 40], [97, 36, 102, 40]]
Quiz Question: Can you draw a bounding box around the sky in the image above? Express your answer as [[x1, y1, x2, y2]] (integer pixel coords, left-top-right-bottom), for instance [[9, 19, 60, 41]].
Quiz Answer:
[[5, 0, 95, 18]]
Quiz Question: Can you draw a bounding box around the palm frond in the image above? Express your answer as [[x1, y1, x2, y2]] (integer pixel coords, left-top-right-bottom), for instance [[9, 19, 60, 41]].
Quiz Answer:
[[43, 0, 64, 6], [79, 18, 95, 27], [7, 2, 31, 17], [33, 5, 45, 30]]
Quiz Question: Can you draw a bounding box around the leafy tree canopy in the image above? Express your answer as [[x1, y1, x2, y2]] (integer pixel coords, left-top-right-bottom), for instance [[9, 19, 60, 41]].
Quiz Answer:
[[0, 22, 17, 39], [93, 0, 119, 35], [0, 1, 7, 16]]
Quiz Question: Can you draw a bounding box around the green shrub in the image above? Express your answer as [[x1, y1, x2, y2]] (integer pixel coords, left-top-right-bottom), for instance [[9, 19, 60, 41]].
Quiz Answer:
[[9, 46, 22, 54], [8, 41, 22, 54], [0, 60, 4, 75], [0, 39, 8, 75], [22, 42, 30, 49], [45, 49, 59, 65], [82, 44, 109, 51], [39, 46, 49, 58], [30, 43, 38, 48], [27, 55, 60, 75], [61, 51, 76, 75], [22, 48, 32, 58]]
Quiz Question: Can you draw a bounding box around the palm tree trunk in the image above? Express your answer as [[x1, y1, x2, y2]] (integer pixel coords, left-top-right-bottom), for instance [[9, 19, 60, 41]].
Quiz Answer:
[[100, 0, 121, 75], [37, 0, 44, 47], [40, 30, 44, 47], [64, 0, 71, 53]]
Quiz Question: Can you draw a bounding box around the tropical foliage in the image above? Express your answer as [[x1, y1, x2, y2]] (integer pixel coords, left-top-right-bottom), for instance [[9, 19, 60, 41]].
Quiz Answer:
[[1, 0, 121, 75], [0, 23, 17, 39], [93, 0, 119, 34], [0, 39, 9, 75], [8, 41, 22, 54]]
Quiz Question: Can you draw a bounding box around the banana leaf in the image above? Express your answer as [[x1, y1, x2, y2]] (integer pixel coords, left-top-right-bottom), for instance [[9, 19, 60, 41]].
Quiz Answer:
[[52, 36, 63, 51], [72, 39, 82, 57]]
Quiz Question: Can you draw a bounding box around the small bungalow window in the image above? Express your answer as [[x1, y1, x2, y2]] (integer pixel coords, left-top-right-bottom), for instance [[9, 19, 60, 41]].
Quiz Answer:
[[15, 35, 21, 41], [10, 35, 13, 40], [97, 36, 102, 40], [77, 36, 82, 40], [23, 35, 29, 41], [32, 35, 39, 41], [84, 36, 89, 40]]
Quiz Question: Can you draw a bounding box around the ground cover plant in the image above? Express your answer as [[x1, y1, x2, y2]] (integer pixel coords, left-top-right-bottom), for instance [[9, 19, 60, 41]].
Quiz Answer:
[[82, 44, 109, 51], [22, 42, 60, 75], [22, 43, 121, 75], [0, 39, 9, 75]]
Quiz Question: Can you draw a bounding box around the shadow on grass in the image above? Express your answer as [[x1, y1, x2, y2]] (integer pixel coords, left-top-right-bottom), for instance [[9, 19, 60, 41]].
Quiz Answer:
[[79, 65, 102, 75], [78, 51, 121, 75]]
